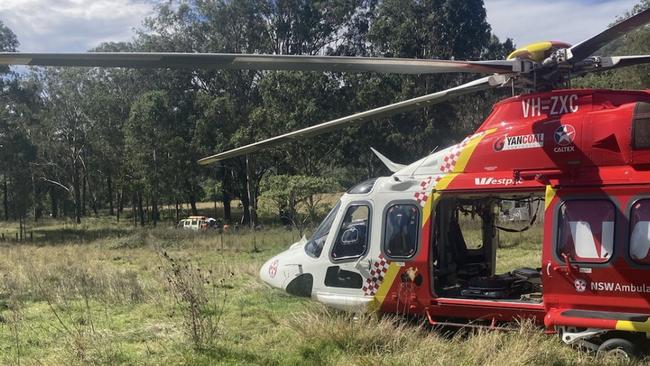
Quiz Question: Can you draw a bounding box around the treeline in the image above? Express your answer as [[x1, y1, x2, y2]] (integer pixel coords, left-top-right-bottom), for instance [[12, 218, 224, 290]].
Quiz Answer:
[[0, 0, 646, 226]]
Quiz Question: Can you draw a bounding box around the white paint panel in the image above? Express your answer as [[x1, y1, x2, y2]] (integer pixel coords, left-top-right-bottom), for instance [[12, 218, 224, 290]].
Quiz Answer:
[[601, 221, 614, 259], [569, 221, 614, 260], [570, 221, 598, 259], [631, 221, 650, 260]]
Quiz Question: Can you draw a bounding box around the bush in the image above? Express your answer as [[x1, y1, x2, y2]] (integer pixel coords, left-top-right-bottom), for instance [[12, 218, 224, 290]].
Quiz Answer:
[[159, 251, 229, 350]]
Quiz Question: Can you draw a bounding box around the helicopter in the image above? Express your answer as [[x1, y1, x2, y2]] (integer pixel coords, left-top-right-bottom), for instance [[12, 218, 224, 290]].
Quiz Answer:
[[2, 5, 650, 358]]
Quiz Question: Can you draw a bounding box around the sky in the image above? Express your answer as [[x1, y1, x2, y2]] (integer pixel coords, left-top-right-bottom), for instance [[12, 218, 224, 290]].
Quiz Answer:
[[484, 0, 640, 47], [0, 0, 643, 53]]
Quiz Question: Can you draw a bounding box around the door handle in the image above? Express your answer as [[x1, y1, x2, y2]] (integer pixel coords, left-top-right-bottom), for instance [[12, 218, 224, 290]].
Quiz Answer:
[[354, 257, 371, 271]]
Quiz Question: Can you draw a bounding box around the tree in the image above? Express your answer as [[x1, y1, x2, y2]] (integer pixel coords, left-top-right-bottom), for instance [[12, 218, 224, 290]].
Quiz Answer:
[[0, 20, 18, 74], [576, 0, 649, 90], [260, 175, 339, 234], [36, 68, 97, 223]]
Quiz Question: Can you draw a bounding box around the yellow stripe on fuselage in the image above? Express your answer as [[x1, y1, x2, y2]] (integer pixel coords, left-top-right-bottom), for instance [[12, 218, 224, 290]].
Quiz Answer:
[[421, 129, 496, 227], [545, 185, 556, 210], [372, 130, 496, 311], [370, 263, 401, 311]]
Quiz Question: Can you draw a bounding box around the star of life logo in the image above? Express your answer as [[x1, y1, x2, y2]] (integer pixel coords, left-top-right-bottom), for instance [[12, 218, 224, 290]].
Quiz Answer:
[[574, 279, 587, 292], [268, 259, 279, 278]]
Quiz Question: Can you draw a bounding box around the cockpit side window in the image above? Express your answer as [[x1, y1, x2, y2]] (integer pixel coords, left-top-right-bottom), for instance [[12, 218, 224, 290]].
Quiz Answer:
[[383, 204, 419, 259], [331, 204, 371, 261], [305, 202, 341, 258]]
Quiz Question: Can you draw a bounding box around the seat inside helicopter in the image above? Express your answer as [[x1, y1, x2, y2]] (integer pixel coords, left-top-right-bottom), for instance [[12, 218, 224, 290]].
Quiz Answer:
[[432, 194, 544, 303]]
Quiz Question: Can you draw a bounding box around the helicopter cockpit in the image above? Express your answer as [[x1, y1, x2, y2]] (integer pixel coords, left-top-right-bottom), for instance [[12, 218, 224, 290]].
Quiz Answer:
[[305, 201, 341, 258]]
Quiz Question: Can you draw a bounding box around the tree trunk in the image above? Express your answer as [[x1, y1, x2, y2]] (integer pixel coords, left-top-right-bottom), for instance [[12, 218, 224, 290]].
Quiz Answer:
[[223, 196, 231, 223], [73, 162, 82, 224], [221, 170, 231, 222], [138, 191, 145, 227], [175, 199, 180, 223], [118, 187, 124, 215], [3, 177, 8, 221], [190, 199, 198, 216], [132, 192, 137, 227], [186, 182, 198, 216], [152, 195, 158, 227], [107, 174, 114, 216], [50, 187, 58, 218], [81, 172, 87, 217], [245, 155, 257, 226], [240, 190, 251, 225], [90, 192, 99, 216], [116, 191, 121, 222]]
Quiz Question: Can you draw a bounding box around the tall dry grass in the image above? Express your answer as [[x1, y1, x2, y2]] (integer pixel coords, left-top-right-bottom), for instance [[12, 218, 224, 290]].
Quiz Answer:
[[285, 305, 634, 365]]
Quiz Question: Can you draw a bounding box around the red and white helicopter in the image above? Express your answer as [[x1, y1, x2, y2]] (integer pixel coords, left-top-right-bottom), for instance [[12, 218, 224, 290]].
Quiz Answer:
[[2, 7, 650, 358]]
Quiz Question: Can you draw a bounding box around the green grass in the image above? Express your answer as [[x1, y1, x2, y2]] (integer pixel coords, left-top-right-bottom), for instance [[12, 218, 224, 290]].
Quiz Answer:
[[0, 218, 640, 365]]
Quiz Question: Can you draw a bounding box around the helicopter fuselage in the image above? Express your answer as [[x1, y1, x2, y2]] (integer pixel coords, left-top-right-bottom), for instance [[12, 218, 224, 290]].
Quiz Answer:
[[260, 88, 650, 346]]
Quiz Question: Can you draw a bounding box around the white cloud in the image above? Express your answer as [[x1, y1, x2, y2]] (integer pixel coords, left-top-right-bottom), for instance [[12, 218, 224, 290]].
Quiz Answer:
[[485, 0, 640, 48], [0, 0, 154, 52]]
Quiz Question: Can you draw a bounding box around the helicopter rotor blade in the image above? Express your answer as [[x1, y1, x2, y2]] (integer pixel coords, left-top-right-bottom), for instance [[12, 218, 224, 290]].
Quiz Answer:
[[597, 55, 650, 72], [568, 8, 650, 63], [0, 52, 516, 75], [571, 54, 650, 76], [198, 75, 506, 165]]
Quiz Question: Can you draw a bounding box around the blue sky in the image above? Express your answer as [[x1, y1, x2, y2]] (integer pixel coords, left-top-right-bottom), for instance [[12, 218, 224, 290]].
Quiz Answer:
[[0, 0, 642, 53], [484, 0, 640, 47]]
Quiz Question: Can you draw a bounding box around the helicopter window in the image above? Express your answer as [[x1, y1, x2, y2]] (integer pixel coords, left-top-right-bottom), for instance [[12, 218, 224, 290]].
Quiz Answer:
[[324, 266, 363, 289], [331, 204, 370, 261], [347, 178, 377, 194], [383, 204, 419, 259], [305, 202, 341, 258], [630, 199, 650, 264], [632, 102, 650, 149], [557, 200, 615, 263], [455, 204, 486, 250]]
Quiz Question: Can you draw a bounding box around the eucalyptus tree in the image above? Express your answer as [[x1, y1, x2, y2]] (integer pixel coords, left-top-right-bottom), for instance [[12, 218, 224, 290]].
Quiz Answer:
[[0, 20, 18, 220], [327, 0, 514, 178], [577, 0, 649, 90], [35, 68, 99, 223], [125, 90, 197, 226], [0, 21, 38, 227]]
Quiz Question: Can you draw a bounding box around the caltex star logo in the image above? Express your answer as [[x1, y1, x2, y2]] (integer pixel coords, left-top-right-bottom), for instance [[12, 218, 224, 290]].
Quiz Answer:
[[554, 125, 576, 146]]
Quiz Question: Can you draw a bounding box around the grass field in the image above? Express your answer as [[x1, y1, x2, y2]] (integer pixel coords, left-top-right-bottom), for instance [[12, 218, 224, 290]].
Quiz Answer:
[[0, 215, 641, 365]]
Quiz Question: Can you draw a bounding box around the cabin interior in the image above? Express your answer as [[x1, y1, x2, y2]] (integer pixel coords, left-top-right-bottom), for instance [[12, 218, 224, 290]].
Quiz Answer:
[[431, 193, 544, 303]]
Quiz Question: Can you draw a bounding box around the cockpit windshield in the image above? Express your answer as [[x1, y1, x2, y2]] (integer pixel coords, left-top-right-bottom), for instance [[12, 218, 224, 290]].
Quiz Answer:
[[305, 201, 341, 258]]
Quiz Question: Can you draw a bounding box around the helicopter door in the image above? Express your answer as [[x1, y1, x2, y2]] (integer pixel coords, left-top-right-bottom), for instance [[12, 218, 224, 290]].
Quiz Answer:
[[544, 196, 616, 308], [315, 202, 373, 311]]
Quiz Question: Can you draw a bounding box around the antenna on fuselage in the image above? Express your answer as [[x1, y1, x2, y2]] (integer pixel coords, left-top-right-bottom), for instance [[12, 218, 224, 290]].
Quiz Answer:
[[409, 146, 439, 178]]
